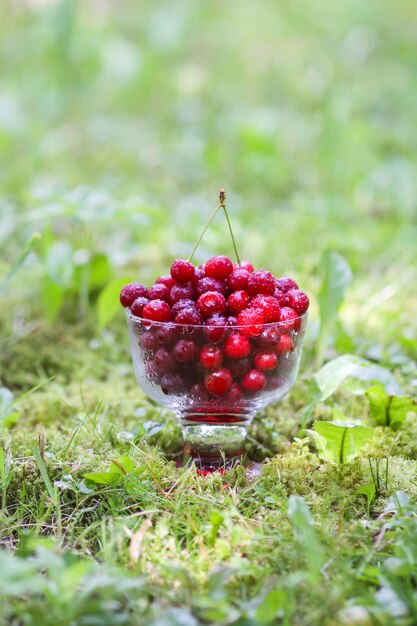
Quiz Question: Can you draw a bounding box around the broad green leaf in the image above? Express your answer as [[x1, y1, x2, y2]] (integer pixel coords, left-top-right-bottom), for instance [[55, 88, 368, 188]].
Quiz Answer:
[[112, 455, 135, 474], [312, 421, 374, 464], [316, 250, 352, 366], [84, 455, 135, 485], [389, 397, 417, 427], [366, 384, 417, 428], [83, 471, 121, 486], [97, 277, 133, 329], [311, 355, 363, 402], [366, 384, 389, 425], [308, 354, 402, 407]]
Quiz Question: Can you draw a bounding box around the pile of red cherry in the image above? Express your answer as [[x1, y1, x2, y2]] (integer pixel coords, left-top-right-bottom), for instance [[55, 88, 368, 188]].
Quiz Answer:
[[120, 256, 309, 400]]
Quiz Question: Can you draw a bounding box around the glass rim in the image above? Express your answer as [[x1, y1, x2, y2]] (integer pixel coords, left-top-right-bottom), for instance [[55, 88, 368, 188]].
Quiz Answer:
[[125, 308, 308, 330]]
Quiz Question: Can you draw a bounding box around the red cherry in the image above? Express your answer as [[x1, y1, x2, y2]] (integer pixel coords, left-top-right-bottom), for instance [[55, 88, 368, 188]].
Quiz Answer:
[[275, 334, 294, 354], [256, 325, 281, 348], [200, 345, 223, 369], [197, 291, 227, 318], [190, 383, 209, 400], [247, 270, 275, 296], [170, 284, 195, 305], [205, 368, 233, 396], [156, 275, 176, 289], [154, 348, 175, 370], [227, 357, 251, 380], [275, 277, 299, 293], [155, 324, 176, 346], [279, 307, 300, 333], [224, 334, 251, 359], [237, 308, 265, 337], [204, 314, 228, 342], [227, 315, 238, 326], [146, 360, 163, 383], [250, 294, 281, 322], [227, 269, 250, 291], [192, 266, 206, 285], [234, 260, 254, 273], [172, 299, 198, 317], [195, 277, 227, 297], [148, 283, 170, 302], [224, 383, 243, 402], [254, 351, 278, 371], [170, 259, 195, 284], [130, 296, 149, 317], [241, 369, 267, 393], [266, 376, 284, 391], [139, 330, 159, 352], [274, 288, 291, 307], [205, 255, 233, 280], [120, 283, 149, 307], [287, 289, 309, 315], [173, 339, 199, 363], [142, 300, 172, 322], [174, 307, 203, 326], [161, 373, 185, 395], [228, 290, 250, 315]]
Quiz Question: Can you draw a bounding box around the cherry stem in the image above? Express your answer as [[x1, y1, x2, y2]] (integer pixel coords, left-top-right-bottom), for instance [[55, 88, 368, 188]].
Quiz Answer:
[[222, 202, 241, 265], [188, 202, 222, 263], [188, 189, 241, 264]]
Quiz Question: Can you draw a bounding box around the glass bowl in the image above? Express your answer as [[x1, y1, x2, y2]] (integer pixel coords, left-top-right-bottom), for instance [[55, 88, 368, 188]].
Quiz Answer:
[[126, 310, 307, 470]]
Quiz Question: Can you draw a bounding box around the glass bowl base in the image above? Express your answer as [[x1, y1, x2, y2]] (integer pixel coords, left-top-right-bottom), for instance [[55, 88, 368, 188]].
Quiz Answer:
[[181, 421, 249, 472]]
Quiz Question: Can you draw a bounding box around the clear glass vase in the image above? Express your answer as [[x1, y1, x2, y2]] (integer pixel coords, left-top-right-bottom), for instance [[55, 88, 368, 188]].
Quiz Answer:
[[126, 310, 307, 470]]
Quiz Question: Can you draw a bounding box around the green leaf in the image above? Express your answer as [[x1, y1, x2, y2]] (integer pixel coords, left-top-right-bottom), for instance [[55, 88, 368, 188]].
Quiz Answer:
[[97, 277, 133, 329], [112, 455, 135, 474], [366, 384, 417, 428], [307, 354, 402, 408], [316, 250, 352, 366], [88, 253, 113, 290], [311, 355, 363, 403], [84, 455, 135, 485], [2, 411, 20, 428], [312, 421, 374, 464], [83, 471, 121, 486], [357, 483, 376, 516]]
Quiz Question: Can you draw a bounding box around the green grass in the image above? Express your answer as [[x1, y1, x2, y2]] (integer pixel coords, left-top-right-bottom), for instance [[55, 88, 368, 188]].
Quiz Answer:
[[1, 0, 417, 624]]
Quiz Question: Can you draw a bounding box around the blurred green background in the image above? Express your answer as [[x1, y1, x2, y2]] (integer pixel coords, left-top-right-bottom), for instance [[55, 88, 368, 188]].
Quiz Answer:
[[1, 0, 417, 370]]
